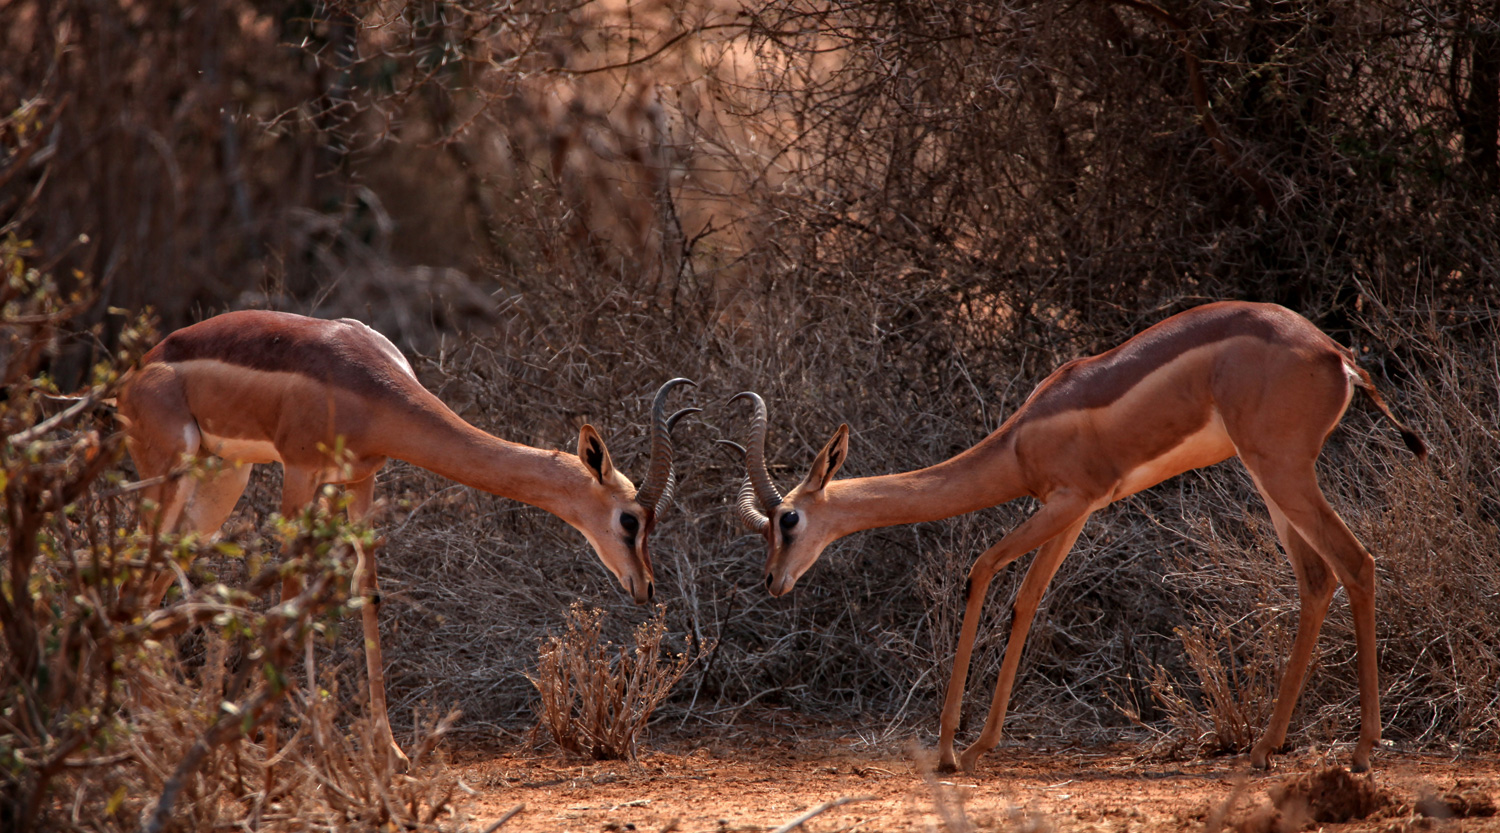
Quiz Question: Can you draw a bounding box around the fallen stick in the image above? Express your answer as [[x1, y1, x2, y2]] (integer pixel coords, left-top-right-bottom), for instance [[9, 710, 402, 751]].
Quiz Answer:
[[771, 795, 877, 833], [480, 803, 525, 833]]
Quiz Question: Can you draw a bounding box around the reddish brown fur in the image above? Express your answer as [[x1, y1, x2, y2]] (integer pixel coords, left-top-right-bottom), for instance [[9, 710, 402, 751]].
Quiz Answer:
[[145, 310, 411, 399], [1019, 302, 1330, 420]]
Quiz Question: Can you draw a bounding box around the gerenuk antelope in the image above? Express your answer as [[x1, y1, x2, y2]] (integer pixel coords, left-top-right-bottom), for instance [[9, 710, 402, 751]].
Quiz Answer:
[[729, 301, 1425, 774], [118, 310, 696, 767]]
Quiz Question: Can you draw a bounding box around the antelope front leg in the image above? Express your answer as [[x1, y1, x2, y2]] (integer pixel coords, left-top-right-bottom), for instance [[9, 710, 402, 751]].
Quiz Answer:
[[354, 538, 410, 772], [937, 499, 1093, 772], [959, 515, 1088, 771]]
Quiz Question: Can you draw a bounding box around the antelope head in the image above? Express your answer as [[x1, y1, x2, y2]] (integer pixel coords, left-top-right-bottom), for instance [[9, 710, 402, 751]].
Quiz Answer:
[[726, 392, 849, 597], [575, 377, 699, 603]]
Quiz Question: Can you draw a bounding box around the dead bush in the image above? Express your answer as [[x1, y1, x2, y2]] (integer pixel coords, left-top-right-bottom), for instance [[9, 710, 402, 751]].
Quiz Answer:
[[1136, 621, 1281, 758], [530, 603, 702, 760]]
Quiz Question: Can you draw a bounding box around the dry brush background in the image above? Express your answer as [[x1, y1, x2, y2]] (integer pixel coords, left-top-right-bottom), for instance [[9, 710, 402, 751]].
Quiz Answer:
[[3, 0, 1499, 814]]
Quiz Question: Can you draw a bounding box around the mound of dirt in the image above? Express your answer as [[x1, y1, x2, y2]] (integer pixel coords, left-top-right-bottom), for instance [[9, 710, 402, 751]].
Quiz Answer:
[[1415, 781, 1499, 819], [1238, 767, 1392, 833]]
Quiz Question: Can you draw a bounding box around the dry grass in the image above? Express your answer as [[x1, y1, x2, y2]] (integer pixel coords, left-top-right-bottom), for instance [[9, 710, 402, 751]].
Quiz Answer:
[[1131, 622, 1281, 759], [530, 603, 703, 760]]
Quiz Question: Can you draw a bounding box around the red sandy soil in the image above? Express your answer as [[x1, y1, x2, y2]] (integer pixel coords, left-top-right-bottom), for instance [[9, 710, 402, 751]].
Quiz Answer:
[[453, 735, 1500, 833]]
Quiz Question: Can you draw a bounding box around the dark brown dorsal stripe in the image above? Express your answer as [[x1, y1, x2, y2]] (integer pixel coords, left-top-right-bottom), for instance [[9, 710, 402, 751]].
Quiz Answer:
[[1020, 302, 1284, 419], [146, 310, 406, 397]]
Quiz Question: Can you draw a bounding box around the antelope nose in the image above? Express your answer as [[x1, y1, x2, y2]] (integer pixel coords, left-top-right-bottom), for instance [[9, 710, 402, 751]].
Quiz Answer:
[[765, 572, 776, 593], [646, 580, 655, 602]]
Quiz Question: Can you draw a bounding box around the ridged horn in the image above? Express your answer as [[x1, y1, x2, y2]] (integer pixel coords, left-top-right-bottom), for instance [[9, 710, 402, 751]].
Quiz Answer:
[[637, 378, 697, 522], [729, 391, 782, 514], [650, 409, 701, 515], [717, 439, 769, 532], [735, 477, 770, 533]]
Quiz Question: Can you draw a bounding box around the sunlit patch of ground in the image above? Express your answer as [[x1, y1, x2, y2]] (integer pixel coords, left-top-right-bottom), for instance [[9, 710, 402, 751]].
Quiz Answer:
[[454, 734, 1500, 832]]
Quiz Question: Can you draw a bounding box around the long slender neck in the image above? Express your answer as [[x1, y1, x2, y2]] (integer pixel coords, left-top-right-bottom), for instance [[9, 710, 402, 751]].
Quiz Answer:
[[823, 429, 1028, 536], [373, 398, 592, 518]]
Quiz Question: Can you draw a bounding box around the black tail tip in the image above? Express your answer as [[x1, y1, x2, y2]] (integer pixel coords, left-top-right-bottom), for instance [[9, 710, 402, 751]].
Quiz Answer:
[[1400, 429, 1428, 460]]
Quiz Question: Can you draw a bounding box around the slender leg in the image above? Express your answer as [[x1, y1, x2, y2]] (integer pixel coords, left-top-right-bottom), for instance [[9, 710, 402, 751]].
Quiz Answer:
[[277, 467, 323, 606], [263, 467, 323, 785], [937, 495, 1096, 772], [958, 513, 1091, 771], [345, 472, 378, 523], [180, 461, 253, 536], [1247, 496, 1336, 769], [353, 538, 409, 771], [1247, 457, 1381, 771], [144, 459, 251, 607], [342, 472, 407, 768]]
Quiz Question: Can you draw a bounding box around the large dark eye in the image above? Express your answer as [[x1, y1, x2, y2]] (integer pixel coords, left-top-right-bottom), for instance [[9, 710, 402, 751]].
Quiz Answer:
[[620, 513, 640, 536], [779, 510, 800, 531]]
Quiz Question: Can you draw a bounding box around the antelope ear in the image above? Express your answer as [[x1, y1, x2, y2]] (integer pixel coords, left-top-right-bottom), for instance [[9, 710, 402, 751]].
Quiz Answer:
[[801, 424, 850, 493], [578, 425, 615, 484]]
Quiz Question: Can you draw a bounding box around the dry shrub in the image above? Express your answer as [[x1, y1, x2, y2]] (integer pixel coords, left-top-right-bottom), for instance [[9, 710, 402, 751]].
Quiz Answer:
[[56, 626, 465, 833], [1135, 622, 1280, 759], [530, 603, 701, 760]]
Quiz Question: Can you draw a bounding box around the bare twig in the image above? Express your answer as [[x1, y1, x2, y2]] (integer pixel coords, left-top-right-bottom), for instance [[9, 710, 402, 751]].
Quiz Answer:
[[770, 795, 877, 833], [480, 803, 525, 833]]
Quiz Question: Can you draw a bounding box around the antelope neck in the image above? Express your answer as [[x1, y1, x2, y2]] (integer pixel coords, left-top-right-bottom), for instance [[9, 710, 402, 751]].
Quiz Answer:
[[824, 436, 1027, 535]]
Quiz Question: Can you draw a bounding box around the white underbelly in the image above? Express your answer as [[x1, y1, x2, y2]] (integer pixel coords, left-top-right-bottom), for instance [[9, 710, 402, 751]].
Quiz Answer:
[[200, 431, 282, 465], [1112, 410, 1234, 499]]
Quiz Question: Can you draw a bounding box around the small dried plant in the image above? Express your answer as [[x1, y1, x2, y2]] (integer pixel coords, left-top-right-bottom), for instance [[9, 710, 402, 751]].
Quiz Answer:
[[1132, 618, 1281, 760], [529, 602, 701, 760]]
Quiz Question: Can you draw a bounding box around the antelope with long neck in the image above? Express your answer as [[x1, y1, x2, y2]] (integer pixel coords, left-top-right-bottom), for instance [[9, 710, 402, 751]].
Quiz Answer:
[[731, 301, 1425, 773], [118, 310, 696, 766]]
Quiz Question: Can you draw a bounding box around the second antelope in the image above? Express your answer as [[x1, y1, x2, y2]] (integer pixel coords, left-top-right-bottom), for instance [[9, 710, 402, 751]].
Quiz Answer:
[[729, 301, 1425, 773], [118, 310, 696, 767]]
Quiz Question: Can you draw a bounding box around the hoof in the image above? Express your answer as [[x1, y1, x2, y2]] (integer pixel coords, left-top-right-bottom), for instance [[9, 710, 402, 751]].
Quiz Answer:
[[384, 743, 412, 774], [1249, 745, 1271, 771], [935, 755, 959, 774]]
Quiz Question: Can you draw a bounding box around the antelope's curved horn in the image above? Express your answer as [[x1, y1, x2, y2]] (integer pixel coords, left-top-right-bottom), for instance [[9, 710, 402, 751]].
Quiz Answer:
[[649, 409, 700, 516], [667, 407, 700, 433], [637, 378, 697, 521], [717, 439, 769, 531], [735, 477, 769, 533], [729, 391, 782, 513]]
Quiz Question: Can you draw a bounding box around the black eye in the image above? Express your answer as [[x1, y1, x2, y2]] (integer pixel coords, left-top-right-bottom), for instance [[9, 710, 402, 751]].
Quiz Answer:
[[779, 510, 799, 531], [620, 513, 640, 536]]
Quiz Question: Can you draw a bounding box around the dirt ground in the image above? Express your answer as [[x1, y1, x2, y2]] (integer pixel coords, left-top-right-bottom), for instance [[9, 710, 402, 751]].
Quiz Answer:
[[454, 732, 1500, 833]]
